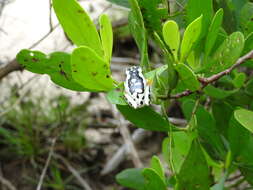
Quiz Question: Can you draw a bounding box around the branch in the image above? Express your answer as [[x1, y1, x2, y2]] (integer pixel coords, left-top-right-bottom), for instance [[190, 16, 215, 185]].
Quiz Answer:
[[166, 50, 253, 99], [54, 154, 92, 190], [0, 25, 59, 81]]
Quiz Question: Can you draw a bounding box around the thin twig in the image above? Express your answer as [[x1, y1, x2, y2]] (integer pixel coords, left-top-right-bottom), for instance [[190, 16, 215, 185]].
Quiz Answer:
[[161, 50, 253, 99], [101, 117, 187, 175], [54, 154, 92, 190], [112, 105, 143, 168], [0, 24, 59, 81], [36, 138, 56, 190], [101, 128, 150, 175], [0, 176, 17, 190]]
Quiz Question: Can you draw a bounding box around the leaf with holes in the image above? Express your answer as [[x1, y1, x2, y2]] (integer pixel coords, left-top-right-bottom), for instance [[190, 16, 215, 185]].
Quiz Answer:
[[52, 0, 103, 56], [205, 32, 244, 74], [16, 49, 86, 91], [71, 46, 114, 92]]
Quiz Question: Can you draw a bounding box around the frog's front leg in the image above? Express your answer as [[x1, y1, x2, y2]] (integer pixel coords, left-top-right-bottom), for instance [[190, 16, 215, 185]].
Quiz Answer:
[[124, 93, 139, 109]]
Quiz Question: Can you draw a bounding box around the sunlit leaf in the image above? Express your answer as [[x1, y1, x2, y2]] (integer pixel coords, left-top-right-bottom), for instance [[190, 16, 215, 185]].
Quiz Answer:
[[99, 14, 113, 63], [52, 0, 103, 56], [16, 49, 86, 91], [180, 15, 203, 62], [163, 20, 180, 61], [71, 46, 114, 92]]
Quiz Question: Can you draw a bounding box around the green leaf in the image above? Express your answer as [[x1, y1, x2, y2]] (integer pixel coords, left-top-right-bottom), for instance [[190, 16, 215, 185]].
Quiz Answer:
[[52, 0, 103, 56], [232, 72, 246, 88], [207, 32, 244, 74], [106, 0, 129, 8], [99, 14, 113, 63], [205, 9, 224, 56], [142, 168, 167, 190], [239, 2, 253, 36], [176, 140, 211, 190], [106, 89, 127, 105], [212, 101, 234, 137], [116, 105, 171, 132], [116, 168, 146, 190], [245, 78, 253, 96], [71, 46, 114, 92], [182, 100, 226, 158], [180, 15, 203, 62], [228, 114, 253, 185], [175, 63, 201, 91], [16, 49, 86, 91], [204, 85, 237, 99], [186, 0, 213, 37], [234, 109, 253, 133], [163, 20, 180, 61], [128, 0, 149, 72], [150, 156, 165, 182], [162, 137, 170, 166], [138, 0, 168, 35], [170, 131, 193, 174]]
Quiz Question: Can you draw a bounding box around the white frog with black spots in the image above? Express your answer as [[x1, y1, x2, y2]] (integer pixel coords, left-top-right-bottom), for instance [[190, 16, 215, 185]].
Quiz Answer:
[[124, 66, 151, 109]]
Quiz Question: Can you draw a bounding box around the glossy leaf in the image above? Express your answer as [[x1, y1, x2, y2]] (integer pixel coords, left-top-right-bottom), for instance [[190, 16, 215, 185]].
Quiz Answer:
[[163, 20, 180, 61], [180, 15, 203, 62], [150, 156, 165, 182], [116, 168, 146, 190], [207, 32, 244, 74], [176, 140, 211, 190], [52, 0, 103, 56], [99, 14, 113, 63], [234, 109, 253, 133], [128, 0, 149, 72], [205, 9, 224, 56], [16, 49, 86, 91], [71, 46, 114, 92], [142, 168, 167, 190], [175, 63, 201, 91], [116, 105, 171, 132]]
